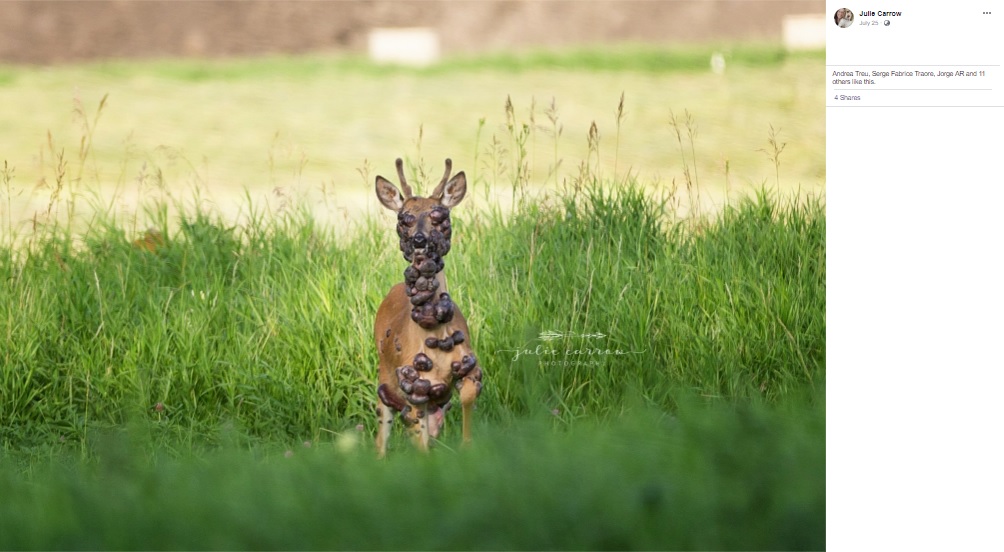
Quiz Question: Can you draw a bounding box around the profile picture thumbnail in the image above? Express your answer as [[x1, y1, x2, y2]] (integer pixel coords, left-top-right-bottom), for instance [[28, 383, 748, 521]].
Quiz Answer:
[[835, 8, 854, 27]]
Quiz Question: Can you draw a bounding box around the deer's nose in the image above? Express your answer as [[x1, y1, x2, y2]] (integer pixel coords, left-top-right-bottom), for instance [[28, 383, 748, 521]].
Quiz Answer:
[[410, 232, 427, 249]]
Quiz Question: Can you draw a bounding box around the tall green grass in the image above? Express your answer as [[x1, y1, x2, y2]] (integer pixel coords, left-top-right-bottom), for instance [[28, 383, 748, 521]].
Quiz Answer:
[[1, 181, 824, 549], [1, 182, 826, 545], [1, 182, 823, 446]]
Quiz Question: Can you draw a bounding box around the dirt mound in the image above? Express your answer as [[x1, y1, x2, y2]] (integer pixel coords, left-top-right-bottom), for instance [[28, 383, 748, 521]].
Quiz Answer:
[[0, 1, 822, 64]]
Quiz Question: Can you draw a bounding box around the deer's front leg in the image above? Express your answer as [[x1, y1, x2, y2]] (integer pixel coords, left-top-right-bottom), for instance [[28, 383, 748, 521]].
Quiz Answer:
[[458, 376, 481, 445], [375, 401, 394, 459], [451, 353, 482, 445], [409, 403, 431, 452], [459, 380, 476, 445]]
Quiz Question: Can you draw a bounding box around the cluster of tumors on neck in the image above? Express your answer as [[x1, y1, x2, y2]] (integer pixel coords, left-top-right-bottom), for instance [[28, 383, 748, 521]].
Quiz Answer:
[[377, 204, 483, 429]]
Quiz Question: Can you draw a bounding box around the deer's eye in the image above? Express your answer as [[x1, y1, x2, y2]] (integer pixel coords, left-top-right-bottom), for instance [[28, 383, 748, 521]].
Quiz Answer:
[[398, 213, 416, 227], [429, 207, 449, 225]]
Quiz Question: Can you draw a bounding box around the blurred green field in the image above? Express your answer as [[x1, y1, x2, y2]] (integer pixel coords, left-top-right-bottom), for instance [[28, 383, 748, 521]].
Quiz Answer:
[[1, 45, 825, 550], [1, 401, 824, 550], [1, 44, 823, 236]]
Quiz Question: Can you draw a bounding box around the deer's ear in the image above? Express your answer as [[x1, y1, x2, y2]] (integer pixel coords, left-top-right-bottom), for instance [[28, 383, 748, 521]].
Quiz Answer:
[[438, 172, 467, 208], [375, 176, 404, 211]]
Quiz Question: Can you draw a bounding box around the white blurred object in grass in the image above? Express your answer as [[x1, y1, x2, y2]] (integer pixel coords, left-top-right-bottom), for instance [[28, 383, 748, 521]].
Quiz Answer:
[[710, 52, 726, 74], [368, 27, 440, 66]]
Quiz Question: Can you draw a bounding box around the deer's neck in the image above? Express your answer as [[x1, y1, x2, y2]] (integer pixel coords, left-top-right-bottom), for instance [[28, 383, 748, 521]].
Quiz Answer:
[[406, 264, 457, 331], [433, 271, 449, 294]]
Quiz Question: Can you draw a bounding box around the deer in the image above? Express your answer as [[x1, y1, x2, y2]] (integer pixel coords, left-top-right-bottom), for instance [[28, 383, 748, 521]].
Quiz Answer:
[[373, 158, 483, 457]]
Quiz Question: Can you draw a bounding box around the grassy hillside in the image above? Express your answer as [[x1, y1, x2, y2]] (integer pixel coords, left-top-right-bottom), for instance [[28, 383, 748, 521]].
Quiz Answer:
[[1, 43, 824, 230]]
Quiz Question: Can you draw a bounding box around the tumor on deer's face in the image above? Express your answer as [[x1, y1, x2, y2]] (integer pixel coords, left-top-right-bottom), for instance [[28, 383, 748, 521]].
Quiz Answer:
[[395, 202, 453, 262], [376, 158, 467, 264]]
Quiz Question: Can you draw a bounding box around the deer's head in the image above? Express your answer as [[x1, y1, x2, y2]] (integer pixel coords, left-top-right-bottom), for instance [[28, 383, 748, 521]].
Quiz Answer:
[[375, 158, 467, 264]]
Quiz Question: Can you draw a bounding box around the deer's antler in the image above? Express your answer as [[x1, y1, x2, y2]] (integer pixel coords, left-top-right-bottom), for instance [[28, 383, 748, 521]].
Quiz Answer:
[[431, 158, 453, 199], [395, 158, 414, 199]]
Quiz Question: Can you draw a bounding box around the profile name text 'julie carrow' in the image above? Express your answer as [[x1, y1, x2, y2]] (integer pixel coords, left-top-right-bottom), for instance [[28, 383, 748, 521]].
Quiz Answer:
[[859, 10, 903, 17]]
